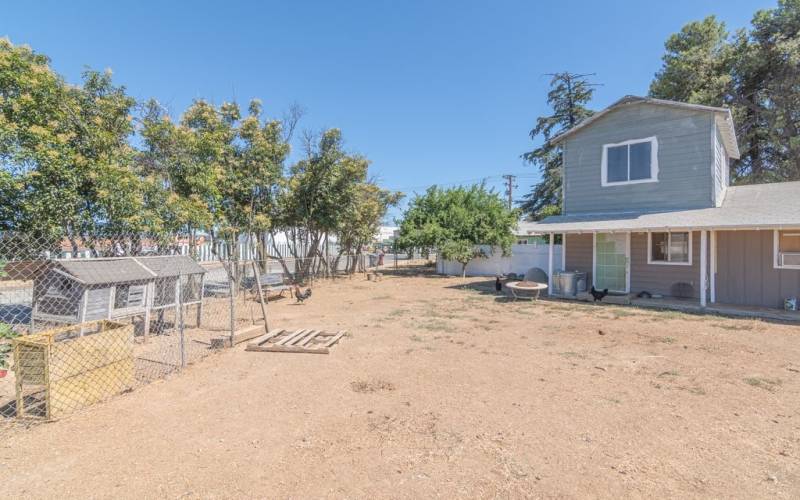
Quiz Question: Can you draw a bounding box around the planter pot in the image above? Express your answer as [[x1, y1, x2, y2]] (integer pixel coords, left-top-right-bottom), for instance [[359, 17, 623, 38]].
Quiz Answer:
[[0, 369, 7, 378]]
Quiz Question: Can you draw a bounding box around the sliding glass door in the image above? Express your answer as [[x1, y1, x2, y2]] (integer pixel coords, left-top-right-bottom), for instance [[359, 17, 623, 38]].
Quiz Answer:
[[594, 233, 629, 293]]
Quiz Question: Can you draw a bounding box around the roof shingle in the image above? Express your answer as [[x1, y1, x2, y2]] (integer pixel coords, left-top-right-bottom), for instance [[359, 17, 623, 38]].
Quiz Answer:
[[520, 181, 800, 234]]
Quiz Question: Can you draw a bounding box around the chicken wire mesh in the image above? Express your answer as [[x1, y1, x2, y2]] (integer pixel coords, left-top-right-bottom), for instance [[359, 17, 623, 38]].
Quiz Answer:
[[0, 231, 385, 424]]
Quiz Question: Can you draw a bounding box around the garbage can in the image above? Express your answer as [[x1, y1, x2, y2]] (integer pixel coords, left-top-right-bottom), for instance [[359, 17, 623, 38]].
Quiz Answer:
[[575, 271, 588, 293], [559, 271, 577, 296]]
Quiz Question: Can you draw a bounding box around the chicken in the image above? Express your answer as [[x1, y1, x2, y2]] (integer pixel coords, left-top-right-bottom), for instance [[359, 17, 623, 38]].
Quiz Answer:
[[294, 285, 312, 303], [590, 286, 609, 302]]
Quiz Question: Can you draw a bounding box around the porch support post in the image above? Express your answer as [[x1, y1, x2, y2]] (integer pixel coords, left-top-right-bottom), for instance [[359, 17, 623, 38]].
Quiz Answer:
[[561, 233, 566, 270], [700, 230, 708, 307], [709, 230, 717, 303], [548, 233, 554, 292]]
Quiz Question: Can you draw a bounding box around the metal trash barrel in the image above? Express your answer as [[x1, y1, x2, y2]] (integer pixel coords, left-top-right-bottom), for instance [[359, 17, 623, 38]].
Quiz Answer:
[[559, 271, 577, 296], [575, 271, 588, 293]]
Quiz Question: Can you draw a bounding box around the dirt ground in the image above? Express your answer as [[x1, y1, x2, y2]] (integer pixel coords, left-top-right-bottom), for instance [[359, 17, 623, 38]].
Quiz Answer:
[[1, 267, 799, 499]]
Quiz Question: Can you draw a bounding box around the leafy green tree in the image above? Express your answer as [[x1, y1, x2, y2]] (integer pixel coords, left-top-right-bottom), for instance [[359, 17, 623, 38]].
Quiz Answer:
[[334, 181, 402, 273], [650, 2, 800, 183], [521, 72, 596, 220], [1, 37, 400, 279], [397, 185, 518, 278], [274, 129, 378, 277], [140, 98, 289, 259], [0, 38, 141, 247]]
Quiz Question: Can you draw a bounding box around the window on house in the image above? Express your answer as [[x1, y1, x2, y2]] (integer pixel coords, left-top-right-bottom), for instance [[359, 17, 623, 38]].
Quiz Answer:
[[648, 232, 691, 265], [775, 230, 800, 268], [602, 137, 658, 186]]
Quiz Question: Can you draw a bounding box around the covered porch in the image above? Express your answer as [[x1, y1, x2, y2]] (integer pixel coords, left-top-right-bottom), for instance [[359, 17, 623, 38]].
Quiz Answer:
[[520, 207, 800, 319]]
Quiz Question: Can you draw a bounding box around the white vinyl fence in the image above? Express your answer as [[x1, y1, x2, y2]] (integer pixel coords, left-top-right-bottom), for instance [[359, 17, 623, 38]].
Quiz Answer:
[[436, 244, 563, 277]]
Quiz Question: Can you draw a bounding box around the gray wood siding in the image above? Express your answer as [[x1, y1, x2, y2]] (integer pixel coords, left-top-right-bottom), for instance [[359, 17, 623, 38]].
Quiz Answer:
[[563, 104, 714, 214], [564, 234, 593, 276], [630, 232, 701, 298], [83, 286, 111, 321], [716, 230, 800, 308]]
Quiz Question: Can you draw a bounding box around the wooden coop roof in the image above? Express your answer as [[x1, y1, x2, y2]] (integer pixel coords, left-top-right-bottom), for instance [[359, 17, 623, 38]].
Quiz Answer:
[[54, 259, 156, 285], [137, 255, 207, 277], [51, 255, 206, 285]]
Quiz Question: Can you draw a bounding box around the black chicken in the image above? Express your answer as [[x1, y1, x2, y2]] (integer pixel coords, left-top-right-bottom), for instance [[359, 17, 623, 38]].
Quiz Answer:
[[294, 285, 312, 303], [495, 276, 503, 292], [590, 286, 609, 302]]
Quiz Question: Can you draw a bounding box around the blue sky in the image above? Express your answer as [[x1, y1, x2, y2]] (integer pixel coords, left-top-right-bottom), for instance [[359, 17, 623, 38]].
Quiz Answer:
[[3, 0, 773, 222]]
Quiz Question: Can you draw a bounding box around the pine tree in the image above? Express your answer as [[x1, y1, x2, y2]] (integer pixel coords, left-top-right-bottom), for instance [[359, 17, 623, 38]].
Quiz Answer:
[[521, 72, 596, 220], [649, 3, 800, 183]]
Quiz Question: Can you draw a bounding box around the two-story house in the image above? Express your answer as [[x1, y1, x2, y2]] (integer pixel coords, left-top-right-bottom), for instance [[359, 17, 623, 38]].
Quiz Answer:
[[520, 96, 800, 311]]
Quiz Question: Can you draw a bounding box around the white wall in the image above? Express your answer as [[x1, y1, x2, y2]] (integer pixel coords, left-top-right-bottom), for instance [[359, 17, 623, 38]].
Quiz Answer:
[[436, 244, 563, 277]]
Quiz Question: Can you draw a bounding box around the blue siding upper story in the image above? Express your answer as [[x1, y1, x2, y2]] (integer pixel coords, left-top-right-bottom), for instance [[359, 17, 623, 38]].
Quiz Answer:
[[563, 103, 715, 215]]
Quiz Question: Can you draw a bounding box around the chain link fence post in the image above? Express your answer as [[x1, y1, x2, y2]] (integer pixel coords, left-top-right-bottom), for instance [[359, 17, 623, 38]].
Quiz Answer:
[[178, 274, 186, 368]]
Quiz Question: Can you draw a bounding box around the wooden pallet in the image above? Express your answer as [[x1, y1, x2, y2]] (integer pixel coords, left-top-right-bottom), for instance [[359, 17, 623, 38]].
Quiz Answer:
[[209, 324, 268, 349], [245, 328, 346, 354]]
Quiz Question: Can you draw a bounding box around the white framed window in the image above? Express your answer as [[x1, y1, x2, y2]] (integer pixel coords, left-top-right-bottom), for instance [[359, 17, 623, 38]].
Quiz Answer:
[[601, 136, 659, 186], [774, 230, 800, 269], [648, 231, 692, 266]]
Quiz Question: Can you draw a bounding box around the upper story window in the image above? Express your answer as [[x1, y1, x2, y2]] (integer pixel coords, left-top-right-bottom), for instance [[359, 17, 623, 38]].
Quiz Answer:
[[774, 230, 800, 269], [601, 136, 659, 187]]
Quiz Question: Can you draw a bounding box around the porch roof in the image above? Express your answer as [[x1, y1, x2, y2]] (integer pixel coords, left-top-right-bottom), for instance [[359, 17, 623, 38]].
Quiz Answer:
[[520, 181, 800, 234]]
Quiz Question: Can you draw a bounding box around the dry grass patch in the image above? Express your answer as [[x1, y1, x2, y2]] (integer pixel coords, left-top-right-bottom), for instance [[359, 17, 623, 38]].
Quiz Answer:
[[744, 376, 782, 392], [350, 379, 396, 393], [712, 321, 759, 331], [652, 335, 677, 344]]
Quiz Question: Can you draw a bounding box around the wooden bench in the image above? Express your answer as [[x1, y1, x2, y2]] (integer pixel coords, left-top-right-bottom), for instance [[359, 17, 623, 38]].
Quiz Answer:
[[254, 273, 292, 299]]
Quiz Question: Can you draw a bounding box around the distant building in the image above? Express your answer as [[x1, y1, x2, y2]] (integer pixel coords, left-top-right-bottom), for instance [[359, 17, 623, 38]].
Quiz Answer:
[[376, 226, 399, 243]]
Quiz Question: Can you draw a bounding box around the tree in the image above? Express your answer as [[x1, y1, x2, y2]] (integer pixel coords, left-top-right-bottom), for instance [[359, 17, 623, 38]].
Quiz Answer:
[[273, 128, 398, 278], [0, 38, 142, 247], [521, 72, 596, 220], [397, 185, 518, 278], [140, 98, 290, 257], [650, 2, 800, 183], [1, 37, 399, 279], [334, 181, 402, 273], [649, 16, 732, 105], [733, 0, 800, 182]]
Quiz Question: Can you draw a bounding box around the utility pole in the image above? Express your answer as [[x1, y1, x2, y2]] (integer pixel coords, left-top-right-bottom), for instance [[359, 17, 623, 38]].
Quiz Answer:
[[502, 174, 517, 209]]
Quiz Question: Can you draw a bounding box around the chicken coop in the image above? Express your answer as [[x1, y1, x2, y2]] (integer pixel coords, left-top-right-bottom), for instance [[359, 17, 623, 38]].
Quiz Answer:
[[31, 256, 207, 338], [14, 320, 135, 419]]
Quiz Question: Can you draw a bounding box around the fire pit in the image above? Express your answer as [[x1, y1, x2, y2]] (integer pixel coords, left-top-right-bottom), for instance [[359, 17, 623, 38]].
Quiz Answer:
[[505, 281, 548, 301]]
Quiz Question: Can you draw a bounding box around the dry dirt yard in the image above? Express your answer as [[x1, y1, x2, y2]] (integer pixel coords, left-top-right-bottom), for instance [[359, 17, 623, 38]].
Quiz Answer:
[[1, 268, 799, 499]]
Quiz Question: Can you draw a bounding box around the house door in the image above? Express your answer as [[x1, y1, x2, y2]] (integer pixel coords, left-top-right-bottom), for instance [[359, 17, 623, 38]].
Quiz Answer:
[[594, 233, 629, 293]]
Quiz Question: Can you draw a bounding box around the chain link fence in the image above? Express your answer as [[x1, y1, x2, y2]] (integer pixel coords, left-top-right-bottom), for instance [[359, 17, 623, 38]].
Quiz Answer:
[[0, 232, 363, 425]]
